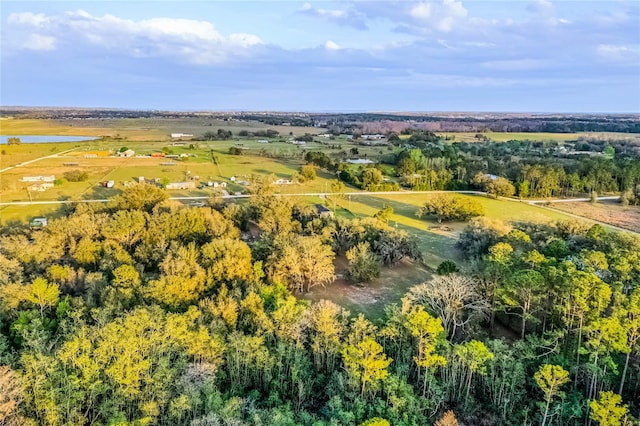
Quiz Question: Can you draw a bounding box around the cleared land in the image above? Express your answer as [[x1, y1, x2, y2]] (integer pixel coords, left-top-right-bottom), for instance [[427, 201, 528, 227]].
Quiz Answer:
[[549, 200, 640, 233]]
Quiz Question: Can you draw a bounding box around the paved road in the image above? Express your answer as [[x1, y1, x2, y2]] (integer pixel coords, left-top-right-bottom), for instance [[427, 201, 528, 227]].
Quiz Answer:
[[0, 190, 486, 206], [2, 190, 634, 235], [0, 148, 78, 173]]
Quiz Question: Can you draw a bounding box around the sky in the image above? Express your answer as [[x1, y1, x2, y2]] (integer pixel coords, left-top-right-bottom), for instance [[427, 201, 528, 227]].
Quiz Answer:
[[1, 0, 639, 112]]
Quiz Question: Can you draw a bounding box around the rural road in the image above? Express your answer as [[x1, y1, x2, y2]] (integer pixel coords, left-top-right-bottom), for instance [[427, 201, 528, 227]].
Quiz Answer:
[[0, 148, 78, 173], [0, 190, 486, 206], [1, 190, 634, 234]]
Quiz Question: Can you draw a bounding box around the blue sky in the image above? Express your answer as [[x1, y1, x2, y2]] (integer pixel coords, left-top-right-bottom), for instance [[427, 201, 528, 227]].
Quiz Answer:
[[1, 1, 639, 112]]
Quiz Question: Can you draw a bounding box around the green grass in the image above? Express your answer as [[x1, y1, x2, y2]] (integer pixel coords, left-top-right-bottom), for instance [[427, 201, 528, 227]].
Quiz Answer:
[[332, 193, 575, 269]]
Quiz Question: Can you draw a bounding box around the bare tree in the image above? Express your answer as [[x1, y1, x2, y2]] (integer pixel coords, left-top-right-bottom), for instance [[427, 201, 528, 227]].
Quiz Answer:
[[406, 274, 490, 339]]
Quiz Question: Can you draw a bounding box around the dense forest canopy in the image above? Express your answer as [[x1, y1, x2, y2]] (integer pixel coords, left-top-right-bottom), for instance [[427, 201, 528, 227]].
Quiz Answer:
[[0, 181, 638, 426]]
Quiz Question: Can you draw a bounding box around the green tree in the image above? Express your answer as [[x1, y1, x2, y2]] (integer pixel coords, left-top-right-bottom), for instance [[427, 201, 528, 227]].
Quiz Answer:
[[416, 195, 484, 223], [109, 183, 168, 212], [498, 270, 546, 338]]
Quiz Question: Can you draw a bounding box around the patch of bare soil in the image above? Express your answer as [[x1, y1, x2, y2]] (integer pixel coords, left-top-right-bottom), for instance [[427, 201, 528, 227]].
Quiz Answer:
[[551, 201, 640, 233], [302, 257, 431, 318]]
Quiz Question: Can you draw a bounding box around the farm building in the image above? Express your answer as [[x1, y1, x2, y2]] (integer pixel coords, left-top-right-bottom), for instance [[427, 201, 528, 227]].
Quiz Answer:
[[28, 183, 54, 192], [118, 149, 135, 157], [274, 179, 293, 185], [30, 217, 48, 228], [74, 151, 110, 158], [171, 133, 194, 138], [347, 159, 374, 164], [165, 181, 196, 190], [151, 152, 165, 158], [315, 204, 334, 218], [20, 175, 55, 182]]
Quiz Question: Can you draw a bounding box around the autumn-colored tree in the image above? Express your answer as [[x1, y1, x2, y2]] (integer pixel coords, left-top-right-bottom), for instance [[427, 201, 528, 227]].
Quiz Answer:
[[590, 391, 630, 426], [534, 364, 570, 426], [342, 337, 392, 396]]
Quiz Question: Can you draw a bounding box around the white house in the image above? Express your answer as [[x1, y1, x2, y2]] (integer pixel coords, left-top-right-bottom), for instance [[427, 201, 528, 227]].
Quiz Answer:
[[171, 133, 194, 138], [165, 181, 196, 190], [21, 175, 55, 182], [118, 149, 135, 157]]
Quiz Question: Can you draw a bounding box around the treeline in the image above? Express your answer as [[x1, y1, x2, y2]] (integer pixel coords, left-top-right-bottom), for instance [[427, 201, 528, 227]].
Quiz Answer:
[[388, 140, 640, 199]]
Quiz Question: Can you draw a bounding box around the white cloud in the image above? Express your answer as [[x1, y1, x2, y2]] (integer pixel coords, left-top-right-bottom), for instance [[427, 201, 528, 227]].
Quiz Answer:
[[481, 59, 546, 71], [527, 0, 570, 25], [6, 10, 263, 64], [7, 12, 49, 26], [409, 0, 468, 32], [299, 3, 368, 30], [22, 34, 56, 51], [596, 44, 640, 63], [325, 40, 341, 50]]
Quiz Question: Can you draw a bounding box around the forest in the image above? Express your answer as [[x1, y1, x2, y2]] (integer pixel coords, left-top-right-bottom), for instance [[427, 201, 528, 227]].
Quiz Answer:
[[0, 177, 638, 426]]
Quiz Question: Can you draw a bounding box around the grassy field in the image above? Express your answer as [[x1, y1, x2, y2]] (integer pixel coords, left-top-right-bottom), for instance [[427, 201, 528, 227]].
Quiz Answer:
[[302, 193, 581, 319], [549, 200, 640, 233], [0, 117, 324, 140]]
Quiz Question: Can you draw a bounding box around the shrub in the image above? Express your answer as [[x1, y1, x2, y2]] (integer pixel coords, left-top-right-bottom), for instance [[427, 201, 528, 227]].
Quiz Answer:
[[436, 260, 459, 275], [346, 242, 381, 284], [63, 170, 89, 182]]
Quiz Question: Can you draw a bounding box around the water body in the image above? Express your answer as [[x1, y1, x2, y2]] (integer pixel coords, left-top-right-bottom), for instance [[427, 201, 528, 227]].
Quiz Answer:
[[0, 135, 97, 144]]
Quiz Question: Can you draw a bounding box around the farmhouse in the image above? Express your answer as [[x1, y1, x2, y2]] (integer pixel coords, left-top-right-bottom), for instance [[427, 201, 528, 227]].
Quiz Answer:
[[20, 175, 55, 182], [118, 149, 135, 157], [165, 181, 196, 190], [171, 133, 194, 138]]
